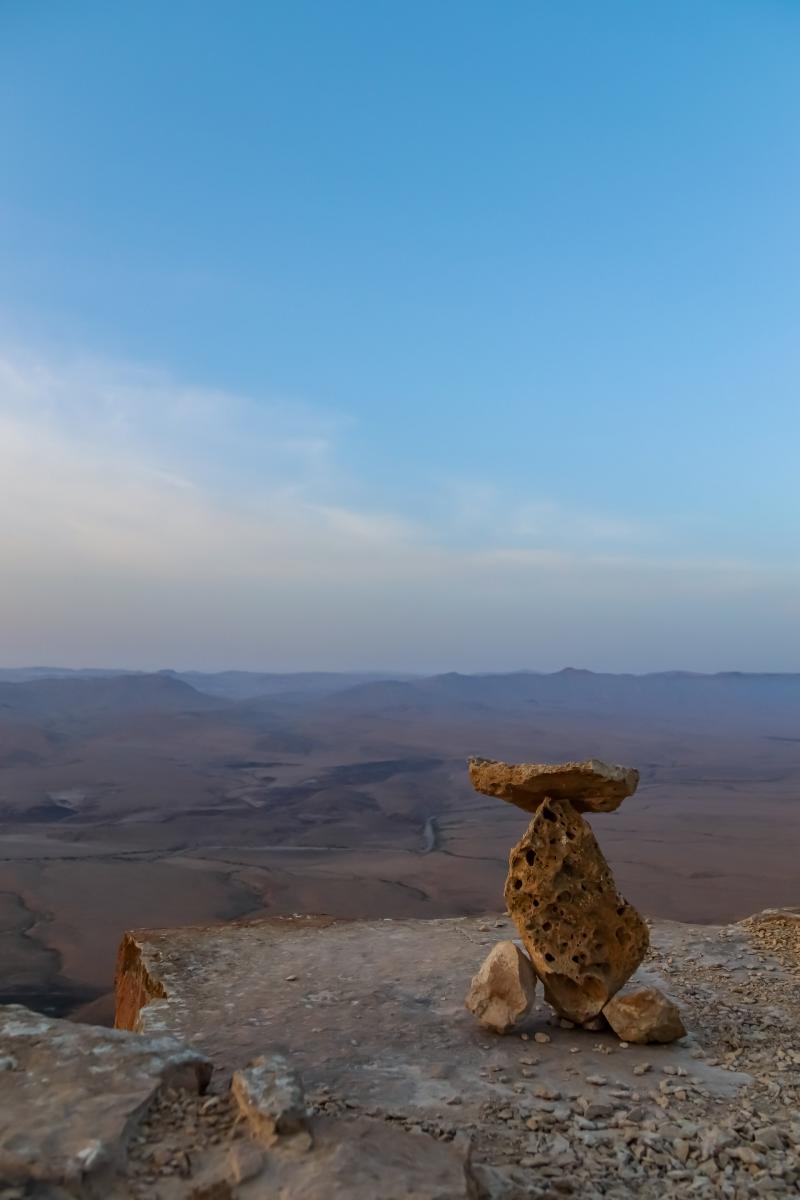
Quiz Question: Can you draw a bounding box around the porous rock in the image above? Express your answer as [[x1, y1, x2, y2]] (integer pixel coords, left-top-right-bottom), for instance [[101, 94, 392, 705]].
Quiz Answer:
[[464, 941, 536, 1034], [504, 799, 649, 1023], [469, 757, 639, 814], [603, 986, 686, 1044], [231, 1053, 309, 1146]]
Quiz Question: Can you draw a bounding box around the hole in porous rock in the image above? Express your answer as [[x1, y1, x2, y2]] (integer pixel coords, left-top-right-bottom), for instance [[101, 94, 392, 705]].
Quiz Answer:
[[566, 830, 576, 841], [542, 807, 557, 822], [542, 921, 552, 931], [533, 899, 540, 907], [544, 953, 555, 963], [525, 849, 536, 866], [513, 878, 523, 890], [616, 904, 626, 915], [557, 890, 572, 903]]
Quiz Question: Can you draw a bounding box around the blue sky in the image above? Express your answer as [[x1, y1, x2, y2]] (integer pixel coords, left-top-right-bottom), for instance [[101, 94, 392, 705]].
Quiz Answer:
[[0, 1, 798, 671]]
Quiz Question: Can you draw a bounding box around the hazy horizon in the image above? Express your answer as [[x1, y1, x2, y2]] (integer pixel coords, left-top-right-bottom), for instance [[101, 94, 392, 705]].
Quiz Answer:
[[2, 2, 798, 672], [3, 661, 800, 679]]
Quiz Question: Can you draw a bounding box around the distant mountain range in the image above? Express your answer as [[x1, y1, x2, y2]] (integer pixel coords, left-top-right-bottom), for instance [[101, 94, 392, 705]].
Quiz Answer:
[[318, 669, 800, 724], [0, 672, 222, 718], [0, 666, 799, 726]]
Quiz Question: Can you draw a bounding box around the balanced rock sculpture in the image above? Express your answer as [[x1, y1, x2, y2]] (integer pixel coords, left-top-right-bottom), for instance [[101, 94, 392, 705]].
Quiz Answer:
[[468, 757, 650, 1025]]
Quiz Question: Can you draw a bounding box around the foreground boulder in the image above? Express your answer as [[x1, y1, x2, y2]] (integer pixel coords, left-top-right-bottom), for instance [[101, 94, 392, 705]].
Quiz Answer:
[[469, 757, 639, 814], [503, 796, 649, 1023], [603, 986, 686, 1043], [0, 1003, 210, 1194], [464, 940, 537, 1033]]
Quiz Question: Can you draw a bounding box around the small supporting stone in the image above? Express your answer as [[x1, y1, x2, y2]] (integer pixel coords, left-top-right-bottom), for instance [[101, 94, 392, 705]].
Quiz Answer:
[[464, 941, 537, 1034], [603, 986, 686, 1044]]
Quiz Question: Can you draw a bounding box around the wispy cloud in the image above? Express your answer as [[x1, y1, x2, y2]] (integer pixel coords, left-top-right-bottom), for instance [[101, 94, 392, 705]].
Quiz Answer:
[[429, 479, 648, 554], [1, 346, 797, 672]]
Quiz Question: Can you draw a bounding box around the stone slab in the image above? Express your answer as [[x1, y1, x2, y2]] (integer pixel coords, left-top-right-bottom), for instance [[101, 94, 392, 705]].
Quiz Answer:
[[468, 758, 639, 814], [0, 1005, 210, 1195]]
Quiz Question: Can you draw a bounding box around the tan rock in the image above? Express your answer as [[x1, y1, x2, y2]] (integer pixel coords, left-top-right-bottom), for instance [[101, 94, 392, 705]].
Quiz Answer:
[[504, 799, 649, 1023], [603, 987, 686, 1043], [231, 1053, 309, 1146], [464, 941, 537, 1034], [468, 757, 638, 814]]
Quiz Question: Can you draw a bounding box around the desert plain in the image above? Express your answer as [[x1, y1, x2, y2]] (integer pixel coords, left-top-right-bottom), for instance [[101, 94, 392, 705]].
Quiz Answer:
[[0, 667, 798, 1024]]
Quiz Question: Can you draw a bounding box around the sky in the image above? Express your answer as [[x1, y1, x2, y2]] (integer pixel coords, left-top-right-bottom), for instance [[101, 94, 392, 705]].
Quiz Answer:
[[0, 0, 798, 673]]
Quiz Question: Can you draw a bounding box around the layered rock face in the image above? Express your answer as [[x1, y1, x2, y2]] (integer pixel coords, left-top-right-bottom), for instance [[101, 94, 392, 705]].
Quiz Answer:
[[470, 757, 650, 1025]]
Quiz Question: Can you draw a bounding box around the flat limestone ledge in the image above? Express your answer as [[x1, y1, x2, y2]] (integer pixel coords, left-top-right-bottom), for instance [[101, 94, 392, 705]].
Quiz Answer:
[[0, 1005, 210, 1196], [114, 912, 795, 1126]]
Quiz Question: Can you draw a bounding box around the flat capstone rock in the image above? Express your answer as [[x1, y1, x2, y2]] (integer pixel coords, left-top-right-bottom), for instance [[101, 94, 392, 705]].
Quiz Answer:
[[468, 757, 639, 813]]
